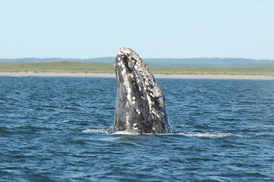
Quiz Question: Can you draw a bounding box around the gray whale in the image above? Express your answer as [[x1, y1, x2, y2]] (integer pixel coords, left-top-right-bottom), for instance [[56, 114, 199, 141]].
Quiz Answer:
[[113, 48, 171, 134]]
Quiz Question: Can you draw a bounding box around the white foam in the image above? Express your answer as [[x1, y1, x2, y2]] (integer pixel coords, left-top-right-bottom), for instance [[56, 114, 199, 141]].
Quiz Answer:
[[81, 129, 110, 134], [82, 129, 245, 138], [112, 131, 139, 135], [175, 132, 243, 138], [111, 132, 241, 138]]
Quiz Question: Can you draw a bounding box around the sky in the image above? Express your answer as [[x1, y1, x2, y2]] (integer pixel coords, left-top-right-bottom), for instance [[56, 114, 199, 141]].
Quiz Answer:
[[0, 0, 273, 59]]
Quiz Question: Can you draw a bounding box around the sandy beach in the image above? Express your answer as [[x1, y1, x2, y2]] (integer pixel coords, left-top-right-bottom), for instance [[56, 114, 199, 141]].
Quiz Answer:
[[0, 71, 274, 80]]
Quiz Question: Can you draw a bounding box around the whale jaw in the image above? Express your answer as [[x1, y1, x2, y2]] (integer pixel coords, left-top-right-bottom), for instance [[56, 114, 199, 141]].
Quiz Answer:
[[114, 48, 171, 134]]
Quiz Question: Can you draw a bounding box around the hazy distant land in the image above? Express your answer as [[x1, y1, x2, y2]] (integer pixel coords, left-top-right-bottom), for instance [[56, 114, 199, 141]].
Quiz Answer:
[[1, 57, 274, 68], [0, 62, 274, 80]]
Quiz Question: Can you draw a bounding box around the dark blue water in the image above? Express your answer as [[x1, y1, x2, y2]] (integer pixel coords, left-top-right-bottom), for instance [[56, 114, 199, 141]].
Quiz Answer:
[[1, 77, 274, 182]]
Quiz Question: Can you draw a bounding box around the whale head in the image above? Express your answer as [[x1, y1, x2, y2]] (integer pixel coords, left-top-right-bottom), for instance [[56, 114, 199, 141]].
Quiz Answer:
[[114, 47, 171, 134]]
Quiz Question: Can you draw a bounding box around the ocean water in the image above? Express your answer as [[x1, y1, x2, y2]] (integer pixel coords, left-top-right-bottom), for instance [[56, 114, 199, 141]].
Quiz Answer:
[[0, 76, 274, 182]]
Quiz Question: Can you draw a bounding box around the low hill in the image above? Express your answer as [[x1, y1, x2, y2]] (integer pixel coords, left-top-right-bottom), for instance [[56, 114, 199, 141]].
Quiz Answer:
[[1, 62, 274, 76], [1, 57, 274, 68]]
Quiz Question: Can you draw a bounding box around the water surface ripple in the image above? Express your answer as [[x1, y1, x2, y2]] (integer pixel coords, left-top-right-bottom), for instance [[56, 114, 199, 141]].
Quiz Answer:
[[1, 77, 274, 181]]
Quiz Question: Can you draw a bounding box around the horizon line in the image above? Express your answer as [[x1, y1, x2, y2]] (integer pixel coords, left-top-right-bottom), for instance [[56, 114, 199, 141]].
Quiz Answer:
[[1, 57, 274, 61]]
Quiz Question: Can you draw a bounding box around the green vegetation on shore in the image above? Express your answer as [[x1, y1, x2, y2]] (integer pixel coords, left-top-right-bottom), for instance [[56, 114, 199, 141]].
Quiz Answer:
[[0, 62, 274, 75], [0, 62, 113, 73], [151, 66, 274, 75]]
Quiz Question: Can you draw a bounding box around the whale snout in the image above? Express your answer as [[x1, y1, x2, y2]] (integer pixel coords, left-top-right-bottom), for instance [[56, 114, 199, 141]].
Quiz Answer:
[[115, 48, 139, 77]]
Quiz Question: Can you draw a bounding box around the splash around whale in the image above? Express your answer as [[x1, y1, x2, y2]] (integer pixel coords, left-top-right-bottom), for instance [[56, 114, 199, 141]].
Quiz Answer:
[[113, 48, 171, 134]]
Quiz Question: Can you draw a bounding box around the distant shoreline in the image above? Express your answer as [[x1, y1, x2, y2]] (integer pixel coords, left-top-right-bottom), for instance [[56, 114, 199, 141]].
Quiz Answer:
[[1, 71, 274, 80]]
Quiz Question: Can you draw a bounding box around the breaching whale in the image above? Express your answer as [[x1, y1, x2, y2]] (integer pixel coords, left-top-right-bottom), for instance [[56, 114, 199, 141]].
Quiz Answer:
[[113, 48, 171, 134]]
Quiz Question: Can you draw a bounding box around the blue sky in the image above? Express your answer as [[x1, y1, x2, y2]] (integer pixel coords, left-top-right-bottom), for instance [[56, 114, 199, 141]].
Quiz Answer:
[[1, 0, 273, 59]]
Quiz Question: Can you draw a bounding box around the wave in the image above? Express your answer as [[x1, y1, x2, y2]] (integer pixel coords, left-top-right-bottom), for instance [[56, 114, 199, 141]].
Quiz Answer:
[[81, 128, 245, 138], [175, 132, 245, 138], [81, 128, 110, 134]]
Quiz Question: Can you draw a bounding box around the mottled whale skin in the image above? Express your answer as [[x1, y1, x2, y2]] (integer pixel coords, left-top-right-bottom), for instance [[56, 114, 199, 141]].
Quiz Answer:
[[114, 48, 171, 134]]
